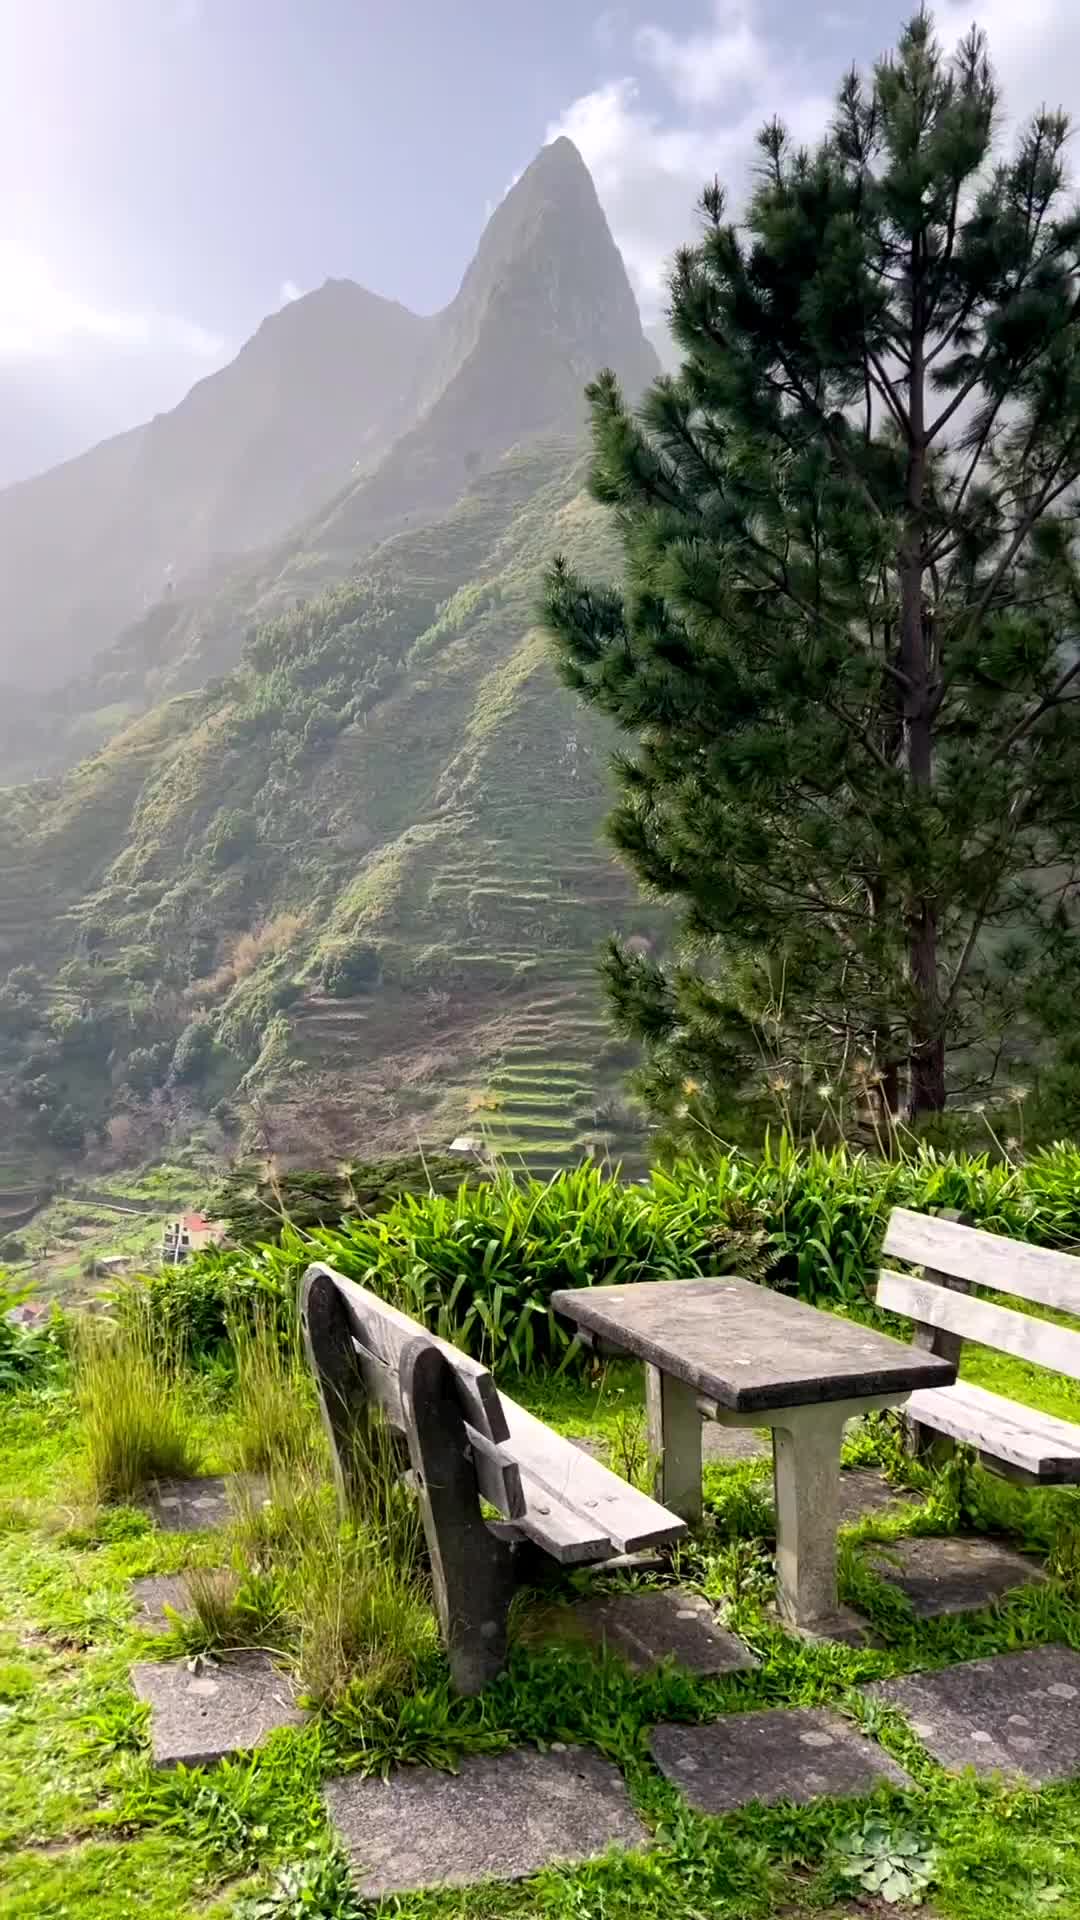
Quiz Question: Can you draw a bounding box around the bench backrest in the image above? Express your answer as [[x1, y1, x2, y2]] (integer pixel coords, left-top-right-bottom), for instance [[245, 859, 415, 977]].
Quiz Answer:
[[301, 1262, 526, 1518], [301, 1262, 687, 1561], [876, 1207, 1080, 1383]]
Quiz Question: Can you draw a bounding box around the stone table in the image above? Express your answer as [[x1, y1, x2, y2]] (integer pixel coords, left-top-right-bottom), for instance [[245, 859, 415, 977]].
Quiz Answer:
[[551, 1276, 954, 1636]]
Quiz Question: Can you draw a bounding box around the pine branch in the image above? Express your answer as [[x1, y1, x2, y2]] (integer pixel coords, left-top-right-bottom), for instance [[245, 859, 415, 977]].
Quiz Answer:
[[1004, 654, 1080, 751], [964, 452, 1080, 635], [866, 350, 910, 434]]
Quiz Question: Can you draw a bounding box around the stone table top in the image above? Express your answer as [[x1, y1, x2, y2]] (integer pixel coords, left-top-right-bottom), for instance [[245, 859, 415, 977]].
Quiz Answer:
[[550, 1276, 955, 1412]]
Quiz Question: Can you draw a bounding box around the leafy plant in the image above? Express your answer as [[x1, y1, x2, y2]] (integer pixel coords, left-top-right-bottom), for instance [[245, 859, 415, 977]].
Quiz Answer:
[[835, 1813, 938, 1906], [0, 1279, 56, 1391], [236, 1849, 362, 1920]]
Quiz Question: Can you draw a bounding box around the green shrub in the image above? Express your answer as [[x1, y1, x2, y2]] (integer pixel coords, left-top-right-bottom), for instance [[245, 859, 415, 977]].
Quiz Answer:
[[120, 1139, 1080, 1374], [213, 1151, 479, 1247], [0, 1281, 57, 1391], [171, 1017, 215, 1084], [116, 1246, 289, 1361], [46, 1103, 86, 1150], [126, 1042, 172, 1094], [320, 939, 381, 998]]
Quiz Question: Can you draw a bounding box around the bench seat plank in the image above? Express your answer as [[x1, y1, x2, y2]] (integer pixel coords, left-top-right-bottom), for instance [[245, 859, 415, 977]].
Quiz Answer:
[[905, 1380, 1080, 1482], [510, 1500, 615, 1564], [496, 1396, 687, 1556], [883, 1207, 1080, 1316], [877, 1269, 1080, 1381]]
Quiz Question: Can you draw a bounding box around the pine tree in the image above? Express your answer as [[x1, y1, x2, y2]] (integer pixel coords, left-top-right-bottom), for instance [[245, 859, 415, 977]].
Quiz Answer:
[[545, 12, 1080, 1140]]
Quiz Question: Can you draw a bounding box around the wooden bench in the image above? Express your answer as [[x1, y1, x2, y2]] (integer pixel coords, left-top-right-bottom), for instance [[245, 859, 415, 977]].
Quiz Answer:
[[876, 1207, 1080, 1482], [299, 1262, 686, 1692]]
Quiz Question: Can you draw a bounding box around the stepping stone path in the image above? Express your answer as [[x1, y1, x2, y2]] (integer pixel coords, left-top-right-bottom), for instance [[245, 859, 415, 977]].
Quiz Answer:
[[131, 1651, 303, 1767], [836, 1467, 907, 1527], [703, 1424, 771, 1464], [570, 1586, 758, 1676], [324, 1746, 647, 1898], [869, 1644, 1080, 1785], [129, 1574, 197, 1631], [861, 1534, 1046, 1617], [650, 1708, 911, 1813], [141, 1475, 252, 1532]]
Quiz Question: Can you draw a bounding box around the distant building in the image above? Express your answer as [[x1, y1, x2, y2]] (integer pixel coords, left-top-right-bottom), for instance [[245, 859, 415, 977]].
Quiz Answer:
[[5, 1299, 48, 1328], [448, 1135, 492, 1162], [160, 1212, 226, 1264]]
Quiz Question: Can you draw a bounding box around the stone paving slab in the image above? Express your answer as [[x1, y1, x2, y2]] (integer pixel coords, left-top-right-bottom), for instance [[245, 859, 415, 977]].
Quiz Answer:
[[324, 1745, 647, 1897], [868, 1644, 1080, 1784], [571, 1587, 759, 1676], [129, 1574, 196, 1631], [141, 1476, 239, 1531], [650, 1708, 911, 1813], [836, 1468, 908, 1527], [131, 1651, 303, 1766], [862, 1534, 1046, 1618], [703, 1424, 772, 1463]]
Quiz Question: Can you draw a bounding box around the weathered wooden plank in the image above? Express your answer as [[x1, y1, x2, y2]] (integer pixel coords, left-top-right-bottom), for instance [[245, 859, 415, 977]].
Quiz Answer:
[[495, 1396, 687, 1555], [513, 1495, 614, 1564], [349, 1333, 521, 1517], [877, 1269, 1080, 1380], [300, 1265, 372, 1511], [905, 1380, 1080, 1481], [398, 1336, 516, 1693], [883, 1208, 1080, 1315], [305, 1264, 524, 1517]]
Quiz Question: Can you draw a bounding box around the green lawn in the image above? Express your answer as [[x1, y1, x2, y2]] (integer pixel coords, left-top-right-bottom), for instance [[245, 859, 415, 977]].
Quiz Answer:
[[3, 1344, 1080, 1919]]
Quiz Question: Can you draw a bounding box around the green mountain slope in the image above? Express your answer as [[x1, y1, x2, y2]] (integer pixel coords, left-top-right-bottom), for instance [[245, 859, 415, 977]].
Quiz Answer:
[[0, 440, 666, 1185], [0, 137, 669, 1191]]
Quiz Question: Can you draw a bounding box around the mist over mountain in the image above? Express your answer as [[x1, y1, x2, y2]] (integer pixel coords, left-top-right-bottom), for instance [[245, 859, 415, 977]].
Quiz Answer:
[[0, 138, 667, 1190], [0, 137, 656, 699]]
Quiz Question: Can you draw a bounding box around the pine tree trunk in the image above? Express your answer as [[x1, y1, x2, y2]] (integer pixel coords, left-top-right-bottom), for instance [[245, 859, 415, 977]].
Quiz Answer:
[[899, 260, 946, 1118]]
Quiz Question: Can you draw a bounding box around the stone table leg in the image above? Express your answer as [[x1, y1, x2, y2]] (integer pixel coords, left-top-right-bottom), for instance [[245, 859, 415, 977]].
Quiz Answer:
[[770, 1404, 851, 1631], [646, 1364, 702, 1523]]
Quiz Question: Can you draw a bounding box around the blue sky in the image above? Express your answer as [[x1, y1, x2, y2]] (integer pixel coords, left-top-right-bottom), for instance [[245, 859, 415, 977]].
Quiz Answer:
[[1, 0, 1075, 484]]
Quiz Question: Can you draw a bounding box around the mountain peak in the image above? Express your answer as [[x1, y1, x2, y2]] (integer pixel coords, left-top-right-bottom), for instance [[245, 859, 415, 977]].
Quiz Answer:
[[523, 134, 593, 184]]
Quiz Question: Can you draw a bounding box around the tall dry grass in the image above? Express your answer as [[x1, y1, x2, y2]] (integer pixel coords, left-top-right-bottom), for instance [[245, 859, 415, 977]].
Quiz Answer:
[[75, 1310, 197, 1501], [181, 1311, 434, 1704], [227, 1305, 319, 1474], [190, 912, 306, 1002]]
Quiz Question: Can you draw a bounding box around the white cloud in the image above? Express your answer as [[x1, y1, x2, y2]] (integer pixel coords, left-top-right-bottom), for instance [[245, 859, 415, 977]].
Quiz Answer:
[[278, 278, 303, 305], [935, 0, 1080, 136], [548, 5, 831, 320], [0, 254, 224, 361], [635, 3, 765, 111], [549, 0, 1080, 325]]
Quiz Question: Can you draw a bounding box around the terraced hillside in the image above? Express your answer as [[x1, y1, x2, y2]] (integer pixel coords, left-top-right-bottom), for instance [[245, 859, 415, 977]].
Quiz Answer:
[[0, 135, 672, 1187], [0, 439, 669, 1182]]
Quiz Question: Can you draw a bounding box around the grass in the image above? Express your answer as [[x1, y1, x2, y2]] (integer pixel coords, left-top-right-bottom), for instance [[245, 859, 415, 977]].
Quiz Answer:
[[227, 1306, 318, 1474], [75, 1312, 199, 1502], [181, 1391, 436, 1706], [7, 1313, 1080, 1917]]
